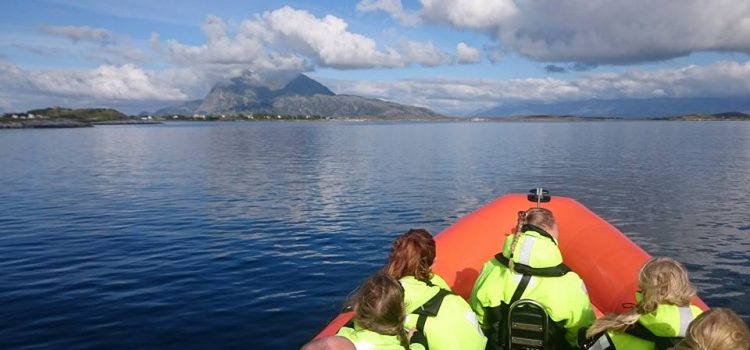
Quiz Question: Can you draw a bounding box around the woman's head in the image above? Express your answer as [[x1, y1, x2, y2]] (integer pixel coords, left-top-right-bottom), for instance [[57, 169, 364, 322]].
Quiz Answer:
[[637, 257, 696, 313], [587, 257, 697, 337], [385, 228, 435, 282], [351, 271, 407, 345], [673, 308, 750, 350], [516, 207, 557, 238], [508, 208, 557, 272]]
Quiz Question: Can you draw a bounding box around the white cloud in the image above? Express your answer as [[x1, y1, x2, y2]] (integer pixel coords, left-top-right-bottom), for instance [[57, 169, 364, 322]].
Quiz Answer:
[[261, 6, 397, 69], [456, 42, 481, 64], [0, 62, 187, 102], [40, 25, 114, 45], [356, 0, 421, 26], [419, 0, 518, 29], [156, 7, 452, 71], [38, 24, 147, 65], [3, 57, 750, 115], [396, 40, 451, 66], [362, 0, 750, 65], [323, 60, 750, 115], [157, 13, 309, 72]]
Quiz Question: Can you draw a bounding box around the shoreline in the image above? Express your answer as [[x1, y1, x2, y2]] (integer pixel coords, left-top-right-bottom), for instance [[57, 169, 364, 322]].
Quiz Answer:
[[2, 116, 749, 129]]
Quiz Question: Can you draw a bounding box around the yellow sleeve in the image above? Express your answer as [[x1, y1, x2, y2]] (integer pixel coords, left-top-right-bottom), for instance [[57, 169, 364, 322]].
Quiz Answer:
[[470, 262, 493, 330], [562, 278, 595, 346]]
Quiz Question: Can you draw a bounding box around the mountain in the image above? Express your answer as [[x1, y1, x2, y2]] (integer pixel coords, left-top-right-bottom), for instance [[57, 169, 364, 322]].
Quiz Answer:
[[154, 100, 203, 116], [277, 74, 334, 97], [157, 72, 444, 119], [477, 97, 750, 118], [269, 94, 439, 118]]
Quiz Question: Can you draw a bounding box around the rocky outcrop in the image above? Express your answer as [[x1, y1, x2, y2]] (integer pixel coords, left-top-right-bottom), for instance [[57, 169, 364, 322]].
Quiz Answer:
[[154, 100, 204, 116], [0, 118, 92, 128]]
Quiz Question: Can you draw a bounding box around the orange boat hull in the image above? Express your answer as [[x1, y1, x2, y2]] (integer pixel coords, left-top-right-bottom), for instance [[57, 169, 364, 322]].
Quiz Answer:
[[313, 194, 707, 339]]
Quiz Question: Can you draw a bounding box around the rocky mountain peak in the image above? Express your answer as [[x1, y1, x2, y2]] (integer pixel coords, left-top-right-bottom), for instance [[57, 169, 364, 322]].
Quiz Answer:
[[165, 71, 444, 119], [279, 74, 335, 97]]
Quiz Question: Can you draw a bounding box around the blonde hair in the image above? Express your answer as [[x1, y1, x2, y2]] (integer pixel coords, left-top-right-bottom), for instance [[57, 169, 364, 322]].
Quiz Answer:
[[586, 257, 697, 337], [507, 208, 555, 272], [673, 308, 750, 350], [350, 272, 409, 349]]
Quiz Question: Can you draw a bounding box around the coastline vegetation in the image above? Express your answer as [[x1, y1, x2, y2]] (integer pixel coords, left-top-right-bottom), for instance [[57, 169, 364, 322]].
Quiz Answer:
[[2, 107, 750, 129]]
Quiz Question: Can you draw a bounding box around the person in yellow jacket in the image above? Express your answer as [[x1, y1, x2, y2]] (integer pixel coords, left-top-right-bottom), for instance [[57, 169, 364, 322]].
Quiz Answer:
[[470, 207, 595, 350], [672, 307, 750, 350], [584, 257, 704, 350], [385, 229, 487, 350], [336, 272, 425, 350], [301, 336, 356, 350]]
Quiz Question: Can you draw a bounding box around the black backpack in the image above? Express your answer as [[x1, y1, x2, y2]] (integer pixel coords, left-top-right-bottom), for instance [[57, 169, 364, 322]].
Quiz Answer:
[[485, 274, 573, 350]]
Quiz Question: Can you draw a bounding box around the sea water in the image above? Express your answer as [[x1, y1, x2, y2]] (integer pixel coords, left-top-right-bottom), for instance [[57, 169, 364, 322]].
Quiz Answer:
[[1, 121, 748, 349]]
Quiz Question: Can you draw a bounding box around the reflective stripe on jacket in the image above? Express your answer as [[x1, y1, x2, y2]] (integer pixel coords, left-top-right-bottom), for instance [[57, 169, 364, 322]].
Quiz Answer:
[[608, 302, 704, 350]]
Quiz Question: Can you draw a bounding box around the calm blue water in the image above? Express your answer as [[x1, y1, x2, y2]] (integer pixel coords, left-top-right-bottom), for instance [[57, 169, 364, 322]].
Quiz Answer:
[[1, 121, 748, 349]]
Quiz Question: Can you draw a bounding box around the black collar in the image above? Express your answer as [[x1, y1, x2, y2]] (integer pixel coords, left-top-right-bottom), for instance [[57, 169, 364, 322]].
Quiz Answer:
[[521, 224, 557, 244], [493, 253, 570, 277]]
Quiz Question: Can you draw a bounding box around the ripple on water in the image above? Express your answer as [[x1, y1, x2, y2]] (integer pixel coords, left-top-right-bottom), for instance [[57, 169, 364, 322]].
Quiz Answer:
[[1, 121, 750, 348]]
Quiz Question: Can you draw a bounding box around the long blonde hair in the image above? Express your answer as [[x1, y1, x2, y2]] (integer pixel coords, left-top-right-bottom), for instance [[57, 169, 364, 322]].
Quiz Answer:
[[507, 208, 556, 272], [673, 308, 750, 350], [351, 272, 410, 349], [586, 257, 697, 337]]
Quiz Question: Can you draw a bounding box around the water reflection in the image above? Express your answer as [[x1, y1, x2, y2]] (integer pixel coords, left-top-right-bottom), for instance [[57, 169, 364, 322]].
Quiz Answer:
[[0, 121, 749, 349]]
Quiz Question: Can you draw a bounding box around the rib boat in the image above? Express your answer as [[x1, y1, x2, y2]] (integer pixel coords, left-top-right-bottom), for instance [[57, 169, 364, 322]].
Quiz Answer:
[[312, 190, 708, 339]]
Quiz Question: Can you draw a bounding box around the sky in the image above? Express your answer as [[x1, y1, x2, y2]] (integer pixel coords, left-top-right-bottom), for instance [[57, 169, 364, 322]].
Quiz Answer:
[[1, 0, 749, 115]]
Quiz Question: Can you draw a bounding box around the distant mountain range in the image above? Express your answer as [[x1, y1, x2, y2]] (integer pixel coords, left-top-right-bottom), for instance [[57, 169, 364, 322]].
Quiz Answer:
[[155, 72, 445, 119], [476, 97, 750, 118]]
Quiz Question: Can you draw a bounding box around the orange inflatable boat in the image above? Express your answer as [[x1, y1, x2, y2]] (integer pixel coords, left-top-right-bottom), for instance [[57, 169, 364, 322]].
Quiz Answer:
[[313, 191, 708, 339]]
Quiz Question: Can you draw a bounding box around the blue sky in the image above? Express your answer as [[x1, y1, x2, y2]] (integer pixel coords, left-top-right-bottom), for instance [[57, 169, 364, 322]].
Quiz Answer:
[[1, 0, 749, 115]]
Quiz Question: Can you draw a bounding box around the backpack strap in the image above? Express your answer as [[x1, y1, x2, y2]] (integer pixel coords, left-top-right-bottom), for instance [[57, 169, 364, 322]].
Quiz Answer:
[[625, 322, 682, 350], [510, 275, 532, 305], [580, 331, 616, 350], [411, 288, 454, 350], [485, 275, 533, 350], [494, 254, 571, 277]]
